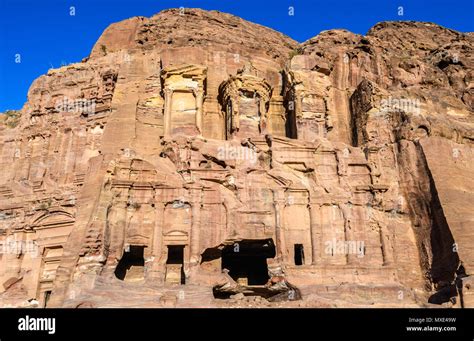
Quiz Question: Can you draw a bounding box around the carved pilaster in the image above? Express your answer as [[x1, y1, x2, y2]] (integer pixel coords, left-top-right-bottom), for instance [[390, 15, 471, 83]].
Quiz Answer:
[[163, 88, 172, 136], [232, 95, 239, 132], [195, 90, 204, 134], [274, 190, 287, 263], [380, 223, 394, 266], [189, 190, 202, 265], [259, 100, 267, 134], [308, 201, 322, 264], [152, 202, 165, 262]]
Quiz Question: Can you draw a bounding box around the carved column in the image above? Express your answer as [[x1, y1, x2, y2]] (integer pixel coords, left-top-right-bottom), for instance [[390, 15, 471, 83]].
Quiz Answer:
[[232, 95, 240, 132], [152, 202, 165, 262], [274, 190, 287, 263], [341, 203, 356, 265], [309, 200, 322, 264], [224, 200, 237, 237], [110, 201, 127, 261], [380, 223, 394, 266], [195, 89, 204, 134], [190, 189, 201, 265], [163, 88, 173, 136], [259, 98, 268, 134], [148, 201, 165, 282]]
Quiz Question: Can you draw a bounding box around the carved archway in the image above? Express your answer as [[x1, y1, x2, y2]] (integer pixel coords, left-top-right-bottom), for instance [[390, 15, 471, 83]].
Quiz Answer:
[[219, 70, 272, 139]]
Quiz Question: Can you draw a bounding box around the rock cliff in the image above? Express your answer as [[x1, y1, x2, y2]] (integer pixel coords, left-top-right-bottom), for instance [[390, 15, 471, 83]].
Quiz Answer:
[[0, 8, 472, 307]]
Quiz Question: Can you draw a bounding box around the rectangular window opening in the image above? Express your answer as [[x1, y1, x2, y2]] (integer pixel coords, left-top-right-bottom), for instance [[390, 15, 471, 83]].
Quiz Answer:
[[294, 244, 305, 266]]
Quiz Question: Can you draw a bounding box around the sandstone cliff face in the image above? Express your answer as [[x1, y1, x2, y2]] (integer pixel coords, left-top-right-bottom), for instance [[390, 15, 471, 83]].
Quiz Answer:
[[0, 9, 472, 308]]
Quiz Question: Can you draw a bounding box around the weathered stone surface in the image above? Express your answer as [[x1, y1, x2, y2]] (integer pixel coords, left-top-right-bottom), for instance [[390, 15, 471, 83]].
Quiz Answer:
[[0, 9, 472, 308]]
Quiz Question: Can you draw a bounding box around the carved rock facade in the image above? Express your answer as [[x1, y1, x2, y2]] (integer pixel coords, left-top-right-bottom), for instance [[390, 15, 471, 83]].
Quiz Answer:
[[0, 9, 473, 307]]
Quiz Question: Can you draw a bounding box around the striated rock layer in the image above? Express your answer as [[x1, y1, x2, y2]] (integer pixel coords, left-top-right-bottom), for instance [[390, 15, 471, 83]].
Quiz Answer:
[[0, 8, 473, 308]]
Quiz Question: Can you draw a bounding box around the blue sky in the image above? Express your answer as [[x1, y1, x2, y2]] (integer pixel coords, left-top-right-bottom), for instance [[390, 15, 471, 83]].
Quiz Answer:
[[0, 0, 473, 112]]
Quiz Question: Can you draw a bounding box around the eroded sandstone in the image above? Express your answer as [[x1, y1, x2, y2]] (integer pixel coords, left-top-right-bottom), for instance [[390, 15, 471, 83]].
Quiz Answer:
[[0, 9, 472, 308]]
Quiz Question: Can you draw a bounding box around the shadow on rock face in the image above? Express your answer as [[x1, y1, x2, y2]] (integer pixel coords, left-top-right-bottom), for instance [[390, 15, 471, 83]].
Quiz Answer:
[[428, 284, 457, 305]]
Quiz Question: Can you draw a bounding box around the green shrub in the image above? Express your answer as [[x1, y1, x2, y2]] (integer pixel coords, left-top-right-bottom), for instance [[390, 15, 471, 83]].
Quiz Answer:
[[289, 47, 304, 59], [2, 110, 21, 128]]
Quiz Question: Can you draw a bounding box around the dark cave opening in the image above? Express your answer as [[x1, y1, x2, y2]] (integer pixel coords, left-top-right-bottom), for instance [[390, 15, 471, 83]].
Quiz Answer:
[[114, 245, 145, 281], [166, 245, 186, 285], [211, 239, 301, 301], [221, 239, 275, 285], [43, 290, 52, 308]]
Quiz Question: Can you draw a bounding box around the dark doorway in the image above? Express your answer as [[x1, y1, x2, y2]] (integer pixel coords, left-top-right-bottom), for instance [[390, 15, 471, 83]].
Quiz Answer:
[[221, 239, 275, 286], [294, 244, 305, 265], [167, 245, 184, 264], [43, 290, 52, 308], [166, 245, 185, 284], [114, 245, 145, 281], [225, 101, 233, 140]]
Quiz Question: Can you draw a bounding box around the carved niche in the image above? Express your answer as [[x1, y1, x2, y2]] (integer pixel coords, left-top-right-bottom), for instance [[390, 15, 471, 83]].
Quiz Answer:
[[219, 67, 272, 139], [284, 71, 332, 141], [161, 64, 207, 136], [30, 211, 75, 307]]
